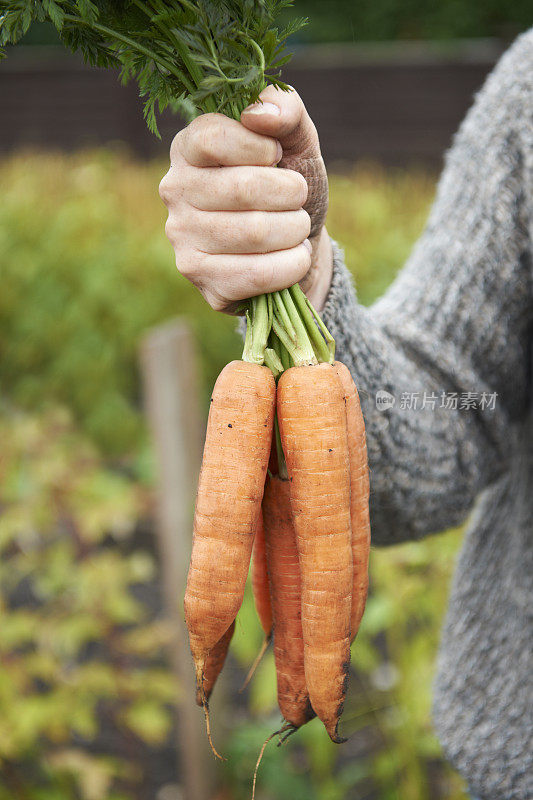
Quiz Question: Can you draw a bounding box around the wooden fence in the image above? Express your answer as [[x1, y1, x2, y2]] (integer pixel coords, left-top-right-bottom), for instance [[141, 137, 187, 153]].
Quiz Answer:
[[0, 39, 505, 167], [140, 322, 226, 800]]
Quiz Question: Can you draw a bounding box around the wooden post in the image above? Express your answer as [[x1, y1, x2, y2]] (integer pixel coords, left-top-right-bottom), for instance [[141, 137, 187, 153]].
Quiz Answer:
[[140, 320, 217, 800]]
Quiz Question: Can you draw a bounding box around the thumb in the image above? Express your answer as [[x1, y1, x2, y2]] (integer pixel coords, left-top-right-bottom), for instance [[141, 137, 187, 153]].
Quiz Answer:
[[241, 85, 328, 239], [241, 84, 320, 158]]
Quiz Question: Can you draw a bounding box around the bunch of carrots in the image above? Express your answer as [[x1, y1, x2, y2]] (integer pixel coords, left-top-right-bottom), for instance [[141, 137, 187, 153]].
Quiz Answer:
[[185, 286, 371, 760], [0, 0, 371, 779]]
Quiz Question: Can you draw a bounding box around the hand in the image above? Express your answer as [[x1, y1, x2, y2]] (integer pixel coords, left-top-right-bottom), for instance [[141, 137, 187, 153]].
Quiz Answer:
[[159, 85, 333, 313]]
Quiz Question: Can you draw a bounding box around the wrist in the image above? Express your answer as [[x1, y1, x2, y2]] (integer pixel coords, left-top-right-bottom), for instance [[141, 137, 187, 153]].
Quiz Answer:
[[301, 226, 333, 312]]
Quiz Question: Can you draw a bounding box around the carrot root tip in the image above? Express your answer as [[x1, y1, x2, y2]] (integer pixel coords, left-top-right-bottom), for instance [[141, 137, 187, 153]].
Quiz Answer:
[[326, 722, 348, 745], [252, 723, 293, 800], [276, 724, 298, 747], [201, 696, 225, 761], [195, 663, 225, 761]]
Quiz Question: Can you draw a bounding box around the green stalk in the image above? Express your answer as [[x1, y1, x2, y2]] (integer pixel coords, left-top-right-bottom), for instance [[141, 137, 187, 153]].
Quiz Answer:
[[289, 284, 334, 364], [274, 415, 288, 480], [270, 330, 282, 363], [133, 0, 218, 112], [62, 14, 192, 89], [303, 290, 336, 361], [272, 291, 297, 342], [279, 288, 320, 362], [279, 340, 292, 371], [242, 294, 271, 364], [263, 348, 283, 378], [243, 309, 253, 359], [271, 314, 316, 367]]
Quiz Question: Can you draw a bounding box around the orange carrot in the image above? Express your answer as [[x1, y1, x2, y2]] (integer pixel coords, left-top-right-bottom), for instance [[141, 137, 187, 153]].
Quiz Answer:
[[263, 473, 315, 729], [334, 361, 371, 640], [252, 511, 273, 641], [196, 621, 235, 706], [241, 512, 273, 691], [184, 360, 275, 702], [277, 362, 353, 742]]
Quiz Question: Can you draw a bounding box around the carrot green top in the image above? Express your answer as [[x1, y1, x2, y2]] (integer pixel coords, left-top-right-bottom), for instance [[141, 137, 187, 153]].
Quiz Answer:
[[0, 0, 334, 371]]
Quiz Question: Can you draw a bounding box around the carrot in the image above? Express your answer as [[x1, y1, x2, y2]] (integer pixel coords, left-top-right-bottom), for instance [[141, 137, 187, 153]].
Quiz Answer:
[[252, 511, 273, 641], [184, 360, 275, 713], [263, 473, 315, 729], [334, 361, 371, 640], [196, 621, 235, 706], [277, 362, 353, 742], [242, 512, 273, 690]]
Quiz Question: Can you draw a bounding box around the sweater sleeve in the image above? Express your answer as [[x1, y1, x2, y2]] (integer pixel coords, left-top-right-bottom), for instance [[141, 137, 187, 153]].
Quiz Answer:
[[321, 30, 533, 545]]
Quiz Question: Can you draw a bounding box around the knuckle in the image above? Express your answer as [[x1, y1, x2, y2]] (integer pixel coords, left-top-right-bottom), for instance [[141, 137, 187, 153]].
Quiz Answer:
[[176, 249, 200, 281], [159, 172, 173, 204], [164, 214, 179, 242], [159, 167, 186, 206], [299, 208, 312, 238], [298, 242, 312, 273], [251, 258, 275, 294], [247, 212, 268, 248], [169, 129, 185, 163], [194, 115, 223, 161], [265, 138, 279, 165], [200, 282, 228, 312], [235, 170, 256, 207], [286, 243, 310, 283], [207, 294, 226, 313], [294, 171, 309, 204]]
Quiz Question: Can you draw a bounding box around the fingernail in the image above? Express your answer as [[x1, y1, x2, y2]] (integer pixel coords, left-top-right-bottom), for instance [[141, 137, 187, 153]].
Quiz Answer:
[[243, 101, 281, 116], [274, 141, 283, 164], [302, 238, 312, 253]]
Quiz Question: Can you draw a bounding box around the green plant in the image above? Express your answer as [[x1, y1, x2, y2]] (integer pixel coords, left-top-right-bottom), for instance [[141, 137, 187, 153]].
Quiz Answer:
[[0, 407, 176, 799], [1, 0, 341, 379], [0, 0, 304, 133]]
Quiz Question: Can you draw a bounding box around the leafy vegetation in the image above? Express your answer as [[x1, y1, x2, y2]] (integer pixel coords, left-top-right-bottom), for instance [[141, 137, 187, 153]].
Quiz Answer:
[[9, 0, 531, 48], [0, 150, 469, 798], [0, 407, 175, 800], [0, 1, 304, 133]]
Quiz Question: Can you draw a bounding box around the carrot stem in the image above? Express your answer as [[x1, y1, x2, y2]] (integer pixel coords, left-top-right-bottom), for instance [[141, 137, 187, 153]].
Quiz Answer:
[[279, 287, 316, 358], [272, 291, 297, 342], [242, 294, 271, 365], [289, 284, 333, 364], [279, 340, 292, 371], [272, 314, 316, 367], [301, 286, 336, 361], [274, 415, 288, 479], [264, 348, 283, 378]]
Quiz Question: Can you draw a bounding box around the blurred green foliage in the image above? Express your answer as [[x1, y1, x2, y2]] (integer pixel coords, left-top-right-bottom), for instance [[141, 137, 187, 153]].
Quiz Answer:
[[17, 1, 532, 47], [0, 150, 240, 456], [0, 407, 175, 799], [289, 0, 531, 43], [0, 150, 468, 799]]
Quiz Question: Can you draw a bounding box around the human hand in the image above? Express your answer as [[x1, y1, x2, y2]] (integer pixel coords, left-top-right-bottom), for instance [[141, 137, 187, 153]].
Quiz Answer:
[[159, 85, 332, 313]]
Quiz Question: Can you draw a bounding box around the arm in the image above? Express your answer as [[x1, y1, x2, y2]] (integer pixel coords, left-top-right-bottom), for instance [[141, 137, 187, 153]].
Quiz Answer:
[[322, 30, 533, 543]]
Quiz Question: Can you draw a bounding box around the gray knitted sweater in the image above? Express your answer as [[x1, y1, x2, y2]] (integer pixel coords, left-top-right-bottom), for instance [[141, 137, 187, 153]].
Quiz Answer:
[[320, 30, 533, 800]]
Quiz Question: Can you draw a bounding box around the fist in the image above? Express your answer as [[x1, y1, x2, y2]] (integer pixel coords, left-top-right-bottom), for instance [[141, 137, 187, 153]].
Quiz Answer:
[[159, 85, 332, 313]]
